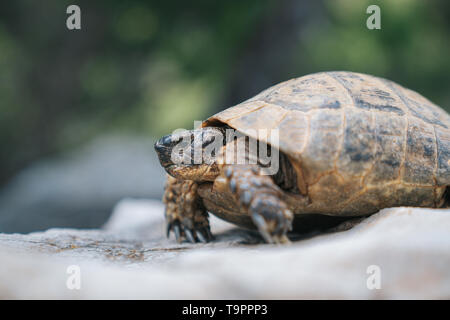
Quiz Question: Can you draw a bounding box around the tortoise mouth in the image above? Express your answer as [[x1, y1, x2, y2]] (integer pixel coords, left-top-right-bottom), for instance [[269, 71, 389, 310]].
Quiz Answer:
[[164, 163, 219, 182], [165, 163, 193, 175], [164, 164, 183, 177]]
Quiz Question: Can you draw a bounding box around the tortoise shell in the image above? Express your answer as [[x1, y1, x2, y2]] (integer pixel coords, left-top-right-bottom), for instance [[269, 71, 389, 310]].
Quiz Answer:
[[202, 71, 450, 218]]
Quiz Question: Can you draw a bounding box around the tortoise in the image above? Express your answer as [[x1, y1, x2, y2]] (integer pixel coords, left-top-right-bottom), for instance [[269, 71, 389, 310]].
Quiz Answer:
[[154, 71, 450, 244]]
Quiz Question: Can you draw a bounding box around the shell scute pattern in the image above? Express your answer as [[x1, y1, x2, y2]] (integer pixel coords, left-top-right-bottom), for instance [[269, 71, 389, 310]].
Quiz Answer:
[[203, 72, 450, 215]]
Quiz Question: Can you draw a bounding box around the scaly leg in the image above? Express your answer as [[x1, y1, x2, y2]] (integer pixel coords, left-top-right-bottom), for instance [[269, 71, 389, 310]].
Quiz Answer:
[[221, 165, 293, 244], [163, 175, 213, 243]]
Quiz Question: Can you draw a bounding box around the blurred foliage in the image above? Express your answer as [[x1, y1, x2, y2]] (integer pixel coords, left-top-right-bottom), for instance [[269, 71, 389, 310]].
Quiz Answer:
[[0, 0, 449, 186]]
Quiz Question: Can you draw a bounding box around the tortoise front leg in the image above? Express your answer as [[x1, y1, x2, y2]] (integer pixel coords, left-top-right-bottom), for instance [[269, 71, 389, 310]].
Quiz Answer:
[[163, 175, 213, 243], [221, 165, 294, 244]]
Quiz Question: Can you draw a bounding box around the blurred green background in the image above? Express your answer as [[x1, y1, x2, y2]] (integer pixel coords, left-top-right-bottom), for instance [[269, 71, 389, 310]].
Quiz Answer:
[[0, 0, 449, 231]]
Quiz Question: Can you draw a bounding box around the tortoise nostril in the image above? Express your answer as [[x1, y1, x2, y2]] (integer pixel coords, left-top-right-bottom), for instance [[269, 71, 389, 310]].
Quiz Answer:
[[154, 141, 163, 153], [161, 135, 172, 146], [154, 136, 170, 153], [155, 135, 173, 150]]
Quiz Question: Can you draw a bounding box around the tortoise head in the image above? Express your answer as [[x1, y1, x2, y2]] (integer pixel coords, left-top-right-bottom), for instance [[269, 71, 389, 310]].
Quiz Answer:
[[154, 127, 226, 182]]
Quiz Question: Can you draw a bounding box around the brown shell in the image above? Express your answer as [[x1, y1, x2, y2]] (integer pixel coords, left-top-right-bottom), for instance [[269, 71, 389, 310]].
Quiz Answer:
[[202, 72, 450, 216]]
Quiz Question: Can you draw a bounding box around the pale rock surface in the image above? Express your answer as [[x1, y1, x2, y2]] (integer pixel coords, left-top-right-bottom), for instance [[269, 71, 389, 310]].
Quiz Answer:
[[0, 199, 449, 299]]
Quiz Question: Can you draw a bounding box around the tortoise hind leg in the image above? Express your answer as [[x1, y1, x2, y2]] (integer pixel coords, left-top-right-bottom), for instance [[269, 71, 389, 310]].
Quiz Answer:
[[221, 164, 294, 244], [163, 175, 213, 243]]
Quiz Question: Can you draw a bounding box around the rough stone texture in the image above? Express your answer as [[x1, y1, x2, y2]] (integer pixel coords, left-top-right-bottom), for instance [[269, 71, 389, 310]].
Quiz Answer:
[[0, 199, 449, 299]]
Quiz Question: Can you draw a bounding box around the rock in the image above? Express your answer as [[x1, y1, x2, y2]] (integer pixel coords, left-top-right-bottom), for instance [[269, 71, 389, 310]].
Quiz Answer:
[[0, 200, 449, 299]]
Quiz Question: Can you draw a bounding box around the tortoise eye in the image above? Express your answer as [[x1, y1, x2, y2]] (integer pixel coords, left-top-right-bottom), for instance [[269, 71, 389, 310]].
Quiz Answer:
[[202, 136, 214, 148]]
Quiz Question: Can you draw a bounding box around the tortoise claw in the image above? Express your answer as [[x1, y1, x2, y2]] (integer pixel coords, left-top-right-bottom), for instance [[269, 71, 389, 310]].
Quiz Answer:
[[195, 230, 207, 243], [204, 227, 214, 241], [166, 222, 172, 238], [166, 220, 213, 244], [252, 212, 274, 244], [196, 227, 215, 243], [173, 224, 182, 243], [185, 228, 196, 243]]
